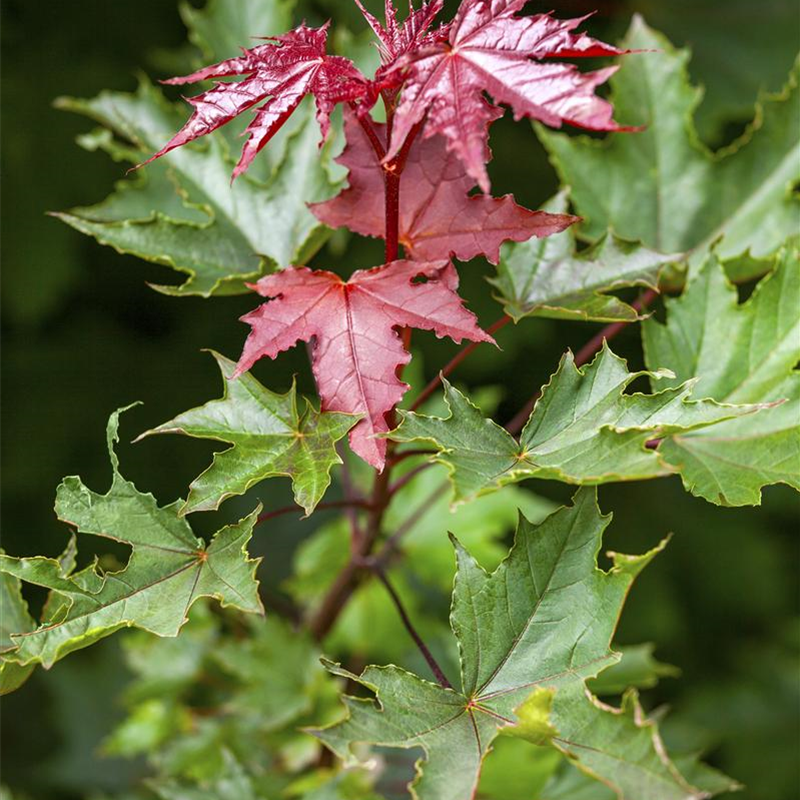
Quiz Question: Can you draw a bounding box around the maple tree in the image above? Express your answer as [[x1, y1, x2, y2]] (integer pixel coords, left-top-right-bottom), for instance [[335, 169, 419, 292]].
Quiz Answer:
[[4, 1, 798, 799]]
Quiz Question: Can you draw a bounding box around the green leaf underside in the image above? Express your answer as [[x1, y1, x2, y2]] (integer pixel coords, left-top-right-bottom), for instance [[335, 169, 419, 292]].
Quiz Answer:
[[0, 408, 263, 668], [391, 345, 763, 504], [53, 78, 339, 297], [314, 489, 708, 800], [490, 192, 681, 323], [518, 687, 709, 800], [140, 351, 357, 516], [643, 242, 800, 505], [538, 17, 800, 275], [0, 567, 36, 694]]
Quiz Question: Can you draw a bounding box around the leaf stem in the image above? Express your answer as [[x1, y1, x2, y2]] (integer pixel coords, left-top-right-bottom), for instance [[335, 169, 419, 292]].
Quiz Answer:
[[368, 559, 453, 689], [411, 315, 511, 411], [256, 498, 371, 526], [350, 102, 386, 161]]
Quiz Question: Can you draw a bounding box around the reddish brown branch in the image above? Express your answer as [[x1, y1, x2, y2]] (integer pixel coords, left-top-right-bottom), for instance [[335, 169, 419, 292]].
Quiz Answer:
[[257, 498, 370, 526], [369, 560, 453, 689], [350, 103, 386, 161], [411, 315, 511, 412]]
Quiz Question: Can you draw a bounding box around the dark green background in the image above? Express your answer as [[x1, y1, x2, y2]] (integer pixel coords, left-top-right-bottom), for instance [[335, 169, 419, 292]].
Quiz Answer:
[[1, 1, 798, 798]]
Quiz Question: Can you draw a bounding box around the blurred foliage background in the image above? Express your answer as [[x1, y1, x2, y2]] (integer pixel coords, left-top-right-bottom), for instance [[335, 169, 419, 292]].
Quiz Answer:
[[1, 0, 798, 798]]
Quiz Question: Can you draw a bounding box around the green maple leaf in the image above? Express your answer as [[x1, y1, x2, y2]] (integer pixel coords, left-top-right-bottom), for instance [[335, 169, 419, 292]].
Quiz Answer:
[[537, 18, 799, 275], [635, 0, 799, 141], [52, 78, 340, 297], [490, 193, 680, 323], [0, 408, 263, 668], [391, 346, 762, 504], [643, 241, 800, 505], [0, 566, 36, 695], [138, 351, 357, 516], [587, 643, 679, 696], [313, 490, 709, 800]]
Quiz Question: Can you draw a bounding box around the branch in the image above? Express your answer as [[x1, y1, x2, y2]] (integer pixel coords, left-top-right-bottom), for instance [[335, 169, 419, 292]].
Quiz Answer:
[[411, 315, 511, 411], [368, 559, 453, 689]]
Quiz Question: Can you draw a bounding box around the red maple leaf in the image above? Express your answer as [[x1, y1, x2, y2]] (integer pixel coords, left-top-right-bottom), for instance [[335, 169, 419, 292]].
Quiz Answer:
[[312, 108, 577, 263], [235, 260, 494, 469], [354, 0, 448, 69], [384, 1, 633, 191], [139, 23, 370, 180]]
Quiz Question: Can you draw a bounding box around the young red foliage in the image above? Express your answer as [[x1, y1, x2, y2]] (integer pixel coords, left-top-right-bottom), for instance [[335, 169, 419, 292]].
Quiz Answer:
[[384, 0, 632, 191], [312, 108, 577, 263], [139, 23, 370, 180], [354, 0, 448, 69], [235, 260, 494, 470]]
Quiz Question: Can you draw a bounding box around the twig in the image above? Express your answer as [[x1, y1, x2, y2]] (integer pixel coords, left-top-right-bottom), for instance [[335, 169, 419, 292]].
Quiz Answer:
[[387, 461, 434, 496], [257, 498, 370, 526], [411, 315, 511, 411], [374, 480, 447, 569], [368, 559, 453, 689], [350, 102, 386, 161]]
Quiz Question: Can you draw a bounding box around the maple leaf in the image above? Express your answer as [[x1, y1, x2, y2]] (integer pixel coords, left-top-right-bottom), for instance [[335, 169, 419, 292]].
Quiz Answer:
[[313, 490, 711, 800], [391, 346, 764, 504], [235, 260, 494, 470], [55, 86, 341, 297], [138, 351, 357, 516], [385, 1, 632, 191], [0, 566, 36, 695], [490, 192, 681, 322], [354, 0, 447, 69], [140, 22, 369, 180], [539, 18, 800, 273], [643, 242, 800, 506], [312, 108, 575, 263], [0, 408, 263, 669]]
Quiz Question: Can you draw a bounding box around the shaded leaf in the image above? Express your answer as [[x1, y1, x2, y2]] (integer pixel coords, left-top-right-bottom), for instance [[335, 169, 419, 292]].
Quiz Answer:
[[180, 0, 296, 63], [55, 81, 339, 296], [0, 567, 36, 695], [385, 2, 631, 191], [643, 242, 800, 505], [636, 0, 799, 140], [312, 108, 575, 263], [588, 644, 679, 696], [490, 193, 680, 322], [538, 18, 800, 274], [212, 616, 324, 731], [314, 490, 702, 799], [236, 260, 493, 470], [0, 409, 263, 668], [139, 351, 356, 516], [392, 346, 762, 503]]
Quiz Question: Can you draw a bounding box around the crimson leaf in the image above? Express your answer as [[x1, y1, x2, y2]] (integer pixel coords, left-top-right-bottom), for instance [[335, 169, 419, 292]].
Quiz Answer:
[[385, 1, 633, 191], [354, 0, 448, 69], [235, 260, 493, 470], [140, 22, 369, 180], [312, 108, 576, 263]]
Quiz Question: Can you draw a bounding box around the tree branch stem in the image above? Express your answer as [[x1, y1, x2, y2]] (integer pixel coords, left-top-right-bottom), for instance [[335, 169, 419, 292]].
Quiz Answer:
[[370, 561, 453, 689]]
